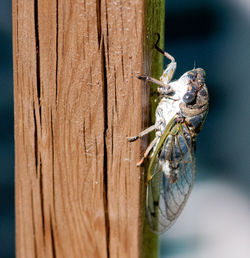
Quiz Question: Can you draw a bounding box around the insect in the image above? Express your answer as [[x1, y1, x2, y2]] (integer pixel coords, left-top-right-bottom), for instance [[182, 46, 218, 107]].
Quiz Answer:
[[127, 34, 209, 234]]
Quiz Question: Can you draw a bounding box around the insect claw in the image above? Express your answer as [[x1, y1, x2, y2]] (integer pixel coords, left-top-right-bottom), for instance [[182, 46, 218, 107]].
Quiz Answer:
[[127, 136, 138, 142], [136, 158, 144, 167], [136, 74, 147, 80]]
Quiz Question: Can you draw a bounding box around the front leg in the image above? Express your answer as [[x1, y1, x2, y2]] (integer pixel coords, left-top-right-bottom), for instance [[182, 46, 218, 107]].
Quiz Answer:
[[154, 33, 175, 62], [154, 33, 177, 83], [136, 74, 174, 95], [127, 124, 156, 142]]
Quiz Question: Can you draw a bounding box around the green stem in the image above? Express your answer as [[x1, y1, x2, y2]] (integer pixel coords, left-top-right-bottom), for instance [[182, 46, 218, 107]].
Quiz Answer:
[[141, 0, 165, 258]]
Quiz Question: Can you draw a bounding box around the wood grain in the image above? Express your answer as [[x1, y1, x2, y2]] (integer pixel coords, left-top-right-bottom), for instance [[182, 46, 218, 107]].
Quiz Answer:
[[13, 0, 164, 257]]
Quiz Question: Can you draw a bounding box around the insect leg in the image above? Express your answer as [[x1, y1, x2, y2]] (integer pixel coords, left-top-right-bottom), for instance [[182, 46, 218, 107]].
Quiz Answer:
[[154, 33, 176, 83], [136, 137, 158, 167], [136, 74, 174, 94], [127, 124, 156, 142], [154, 33, 175, 62]]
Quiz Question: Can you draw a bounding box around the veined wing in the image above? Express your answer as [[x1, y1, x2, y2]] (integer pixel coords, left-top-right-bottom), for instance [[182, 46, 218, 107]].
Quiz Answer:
[[146, 119, 195, 234]]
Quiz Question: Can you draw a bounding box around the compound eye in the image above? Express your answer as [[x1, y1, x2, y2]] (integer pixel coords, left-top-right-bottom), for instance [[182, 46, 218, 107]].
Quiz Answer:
[[183, 92, 196, 104], [187, 71, 197, 81]]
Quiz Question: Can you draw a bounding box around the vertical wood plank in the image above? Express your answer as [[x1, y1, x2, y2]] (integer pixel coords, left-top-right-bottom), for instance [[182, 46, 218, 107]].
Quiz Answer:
[[13, 0, 165, 257], [100, 0, 144, 256], [13, 0, 108, 257]]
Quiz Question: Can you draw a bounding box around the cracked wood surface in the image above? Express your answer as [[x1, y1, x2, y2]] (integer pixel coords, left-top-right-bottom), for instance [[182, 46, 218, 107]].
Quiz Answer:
[[13, 0, 164, 257]]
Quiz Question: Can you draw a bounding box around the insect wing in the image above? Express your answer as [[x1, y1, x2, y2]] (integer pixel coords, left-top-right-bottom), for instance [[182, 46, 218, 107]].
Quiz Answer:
[[146, 122, 195, 234]]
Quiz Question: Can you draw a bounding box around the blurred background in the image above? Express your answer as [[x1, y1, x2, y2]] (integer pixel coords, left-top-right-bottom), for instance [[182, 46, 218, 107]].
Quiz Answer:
[[1, 0, 250, 257], [160, 0, 250, 258], [0, 1, 14, 258]]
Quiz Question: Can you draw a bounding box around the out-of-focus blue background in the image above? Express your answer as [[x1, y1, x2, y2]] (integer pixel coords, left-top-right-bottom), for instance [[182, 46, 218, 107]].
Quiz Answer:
[[160, 0, 250, 258], [0, 1, 14, 258], [1, 0, 250, 258]]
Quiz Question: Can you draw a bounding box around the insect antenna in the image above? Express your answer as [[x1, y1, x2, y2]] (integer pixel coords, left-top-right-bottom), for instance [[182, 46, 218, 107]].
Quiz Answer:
[[193, 60, 196, 69]]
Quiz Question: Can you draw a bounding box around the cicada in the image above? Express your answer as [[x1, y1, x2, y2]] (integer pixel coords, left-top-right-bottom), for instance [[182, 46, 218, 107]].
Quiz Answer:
[[127, 34, 209, 234]]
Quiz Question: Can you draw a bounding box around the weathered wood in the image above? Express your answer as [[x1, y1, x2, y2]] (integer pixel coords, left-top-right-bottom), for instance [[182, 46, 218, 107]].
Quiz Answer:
[[13, 0, 164, 257]]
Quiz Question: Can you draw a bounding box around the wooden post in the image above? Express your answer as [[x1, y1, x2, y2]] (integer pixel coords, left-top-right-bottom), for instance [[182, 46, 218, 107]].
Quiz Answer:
[[13, 0, 164, 257]]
